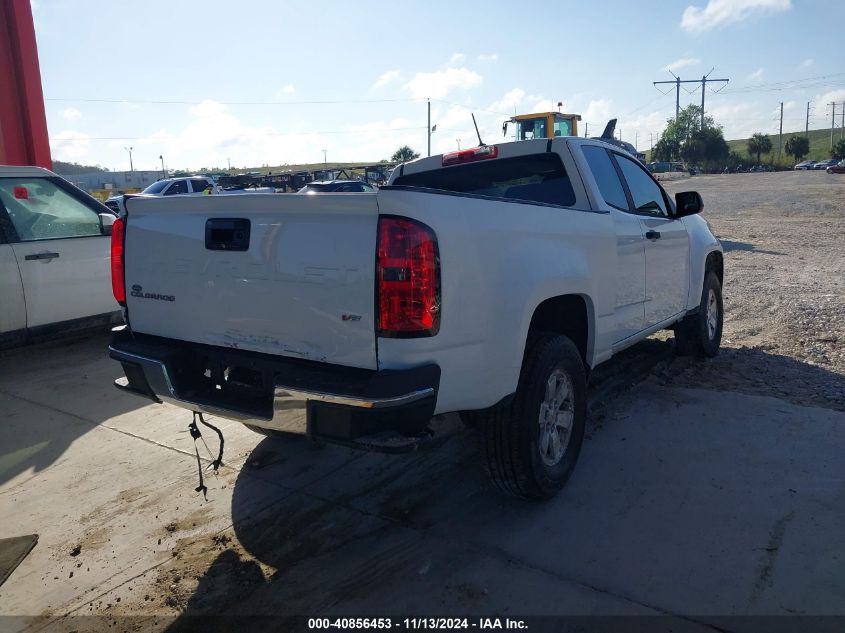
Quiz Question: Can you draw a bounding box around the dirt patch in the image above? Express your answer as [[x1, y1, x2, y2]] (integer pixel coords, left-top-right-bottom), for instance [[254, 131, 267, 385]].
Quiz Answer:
[[660, 171, 845, 409]]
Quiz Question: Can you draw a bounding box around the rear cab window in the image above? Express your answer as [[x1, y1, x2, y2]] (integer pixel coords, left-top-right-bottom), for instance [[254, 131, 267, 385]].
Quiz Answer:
[[393, 151, 577, 207]]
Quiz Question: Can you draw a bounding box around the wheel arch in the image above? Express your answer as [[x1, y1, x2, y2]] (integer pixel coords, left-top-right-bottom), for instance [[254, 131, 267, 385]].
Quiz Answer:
[[524, 294, 594, 369], [705, 249, 723, 286]]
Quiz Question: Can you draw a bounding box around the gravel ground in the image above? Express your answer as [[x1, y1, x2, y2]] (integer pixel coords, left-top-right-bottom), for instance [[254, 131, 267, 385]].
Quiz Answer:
[[658, 170, 845, 411]]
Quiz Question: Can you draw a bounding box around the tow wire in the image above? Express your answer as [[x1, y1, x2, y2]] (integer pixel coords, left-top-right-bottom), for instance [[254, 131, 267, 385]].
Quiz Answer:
[[188, 411, 224, 500]]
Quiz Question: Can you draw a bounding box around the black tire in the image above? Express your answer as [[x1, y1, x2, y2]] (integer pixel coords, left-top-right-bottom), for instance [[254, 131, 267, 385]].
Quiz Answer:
[[674, 271, 723, 357], [479, 334, 587, 500]]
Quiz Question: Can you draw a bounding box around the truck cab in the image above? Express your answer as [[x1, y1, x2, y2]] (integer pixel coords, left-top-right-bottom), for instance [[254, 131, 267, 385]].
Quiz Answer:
[[503, 112, 582, 140]]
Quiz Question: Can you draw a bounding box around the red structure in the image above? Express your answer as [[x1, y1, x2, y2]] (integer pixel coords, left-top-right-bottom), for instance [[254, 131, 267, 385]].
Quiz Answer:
[[0, 0, 52, 169]]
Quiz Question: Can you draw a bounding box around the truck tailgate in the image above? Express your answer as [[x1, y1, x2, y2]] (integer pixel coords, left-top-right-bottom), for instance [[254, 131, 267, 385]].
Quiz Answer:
[[123, 193, 379, 370]]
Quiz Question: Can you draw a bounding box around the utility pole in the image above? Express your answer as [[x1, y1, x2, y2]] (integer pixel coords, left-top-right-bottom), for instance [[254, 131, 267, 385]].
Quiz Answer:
[[806, 102, 811, 136], [650, 132, 654, 150], [322, 149, 327, 169], [634, 131, 638, 150], [584, 122, 588, 138], [778, 102, 783, 161], [830, 102, 837, 149], [124, 146, 134, 172], [159, 155, 165, 179], [654, 73, 682, 121], [698, 69, 728, 128], [427, 98, 431, 157], [653, 69, 728, 126]]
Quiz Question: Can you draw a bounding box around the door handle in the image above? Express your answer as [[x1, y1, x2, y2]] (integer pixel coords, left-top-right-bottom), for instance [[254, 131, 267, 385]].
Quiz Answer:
[[645, 230, 661, 240], [25, 252, 60, 261]]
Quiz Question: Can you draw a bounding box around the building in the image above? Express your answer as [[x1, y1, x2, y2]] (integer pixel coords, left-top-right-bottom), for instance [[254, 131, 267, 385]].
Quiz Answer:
[[57, 170, 164, 194]]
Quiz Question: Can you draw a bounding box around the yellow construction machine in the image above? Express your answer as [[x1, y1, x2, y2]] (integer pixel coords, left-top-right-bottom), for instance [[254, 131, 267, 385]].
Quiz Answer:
[[502, 111, 582, 140]]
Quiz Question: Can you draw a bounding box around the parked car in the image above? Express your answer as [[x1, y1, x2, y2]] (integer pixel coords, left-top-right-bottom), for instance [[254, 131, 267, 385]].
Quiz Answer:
[[826, 160, 845, 174], [813, 159, 838, 170], [106, 176, 220, 214], [0, 165, 121, 347], [109, 137, 723, 499], [794, 160, 817, 170], [297, 180, 377, 193]]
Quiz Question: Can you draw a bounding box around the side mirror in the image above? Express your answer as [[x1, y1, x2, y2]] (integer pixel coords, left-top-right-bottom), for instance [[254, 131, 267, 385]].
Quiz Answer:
[[99, 212, 116, 235], [674, 191, 703, 217]]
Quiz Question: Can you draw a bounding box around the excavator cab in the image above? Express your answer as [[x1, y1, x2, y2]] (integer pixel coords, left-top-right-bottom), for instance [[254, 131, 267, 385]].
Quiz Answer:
[[503, 112, 582, 140]]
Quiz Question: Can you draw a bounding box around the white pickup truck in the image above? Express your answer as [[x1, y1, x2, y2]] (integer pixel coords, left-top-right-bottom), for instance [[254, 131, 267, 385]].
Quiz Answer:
[[109, 136, 723, 499]]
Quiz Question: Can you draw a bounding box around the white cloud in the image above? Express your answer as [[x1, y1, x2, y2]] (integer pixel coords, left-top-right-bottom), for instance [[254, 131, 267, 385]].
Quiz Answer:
[[346, 117, 425, 161], [402, 67, 482, 99], [663, 57, 700, 72], [61, 107, 82, 121], [583, 99, 614, 127], [489, 88, 526, 114], [477, 53, 498, 62], [746, 67, 765, 81], [814, 89, 845, 106], [799, 58, 814, 68], [529, 98, 558, 113], [447, 53, 466, 65], [50, 130, 91, 160], [134, 100, 337, 168], [281, 84, 296, 94], [681, 0, 791, 33], [372, 69, 400, 89]]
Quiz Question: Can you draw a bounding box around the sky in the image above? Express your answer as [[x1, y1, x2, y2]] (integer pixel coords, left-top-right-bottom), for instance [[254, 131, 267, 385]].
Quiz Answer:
[[33, 0, 845, 172]]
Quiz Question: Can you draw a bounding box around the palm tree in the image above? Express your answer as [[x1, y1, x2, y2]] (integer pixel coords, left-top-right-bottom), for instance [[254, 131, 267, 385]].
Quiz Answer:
[[391, 146, 421, 163], [747, 133, 772, 165]]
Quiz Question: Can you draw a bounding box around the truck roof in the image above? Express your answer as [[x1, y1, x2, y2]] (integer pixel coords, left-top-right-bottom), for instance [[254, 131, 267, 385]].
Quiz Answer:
[[395, 137, 628, 178]]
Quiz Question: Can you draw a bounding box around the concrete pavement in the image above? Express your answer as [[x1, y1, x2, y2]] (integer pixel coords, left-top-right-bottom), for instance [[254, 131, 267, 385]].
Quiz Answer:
[[0, 333, 843, 631]]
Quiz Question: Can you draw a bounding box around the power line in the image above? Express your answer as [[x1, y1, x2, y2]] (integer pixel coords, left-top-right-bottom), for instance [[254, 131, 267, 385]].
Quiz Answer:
[[49, 126, 429, 142], [653, 68, 729, 126], [723, 71, 845, 94], [45, 97, 425, 106]]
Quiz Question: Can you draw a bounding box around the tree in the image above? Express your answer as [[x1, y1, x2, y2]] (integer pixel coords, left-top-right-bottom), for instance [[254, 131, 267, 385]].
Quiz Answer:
[[746, 133, 772, 164], [653, 105, 729, 168], [784, 135, 810, 163], [831, 139, 845, 160], [390, 146, 420, 163]]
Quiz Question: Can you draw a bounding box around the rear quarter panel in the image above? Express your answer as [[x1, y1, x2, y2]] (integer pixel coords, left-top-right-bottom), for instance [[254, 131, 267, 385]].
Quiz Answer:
[[375, 187, 615, 414]]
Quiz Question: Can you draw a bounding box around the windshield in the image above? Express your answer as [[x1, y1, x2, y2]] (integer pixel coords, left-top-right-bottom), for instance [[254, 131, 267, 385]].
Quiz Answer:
[[142, 180, 170, 194], [516, 118, 547, 140]]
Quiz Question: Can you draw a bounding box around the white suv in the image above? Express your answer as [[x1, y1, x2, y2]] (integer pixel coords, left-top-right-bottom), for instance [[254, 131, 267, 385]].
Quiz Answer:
[[1, 165, 121, 346], [105, 176, 218, 214]]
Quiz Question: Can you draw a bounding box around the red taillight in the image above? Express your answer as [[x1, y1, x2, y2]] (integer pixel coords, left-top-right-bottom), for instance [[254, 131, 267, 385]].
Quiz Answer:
[[376, 216, 440, 337], [111, 217, 126, 305], [442, 144, 498, 166]]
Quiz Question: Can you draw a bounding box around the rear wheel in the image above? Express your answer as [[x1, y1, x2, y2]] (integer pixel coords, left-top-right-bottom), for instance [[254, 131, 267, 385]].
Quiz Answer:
[[674, 271, 723, 357], [479, 335, 586, 499]]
